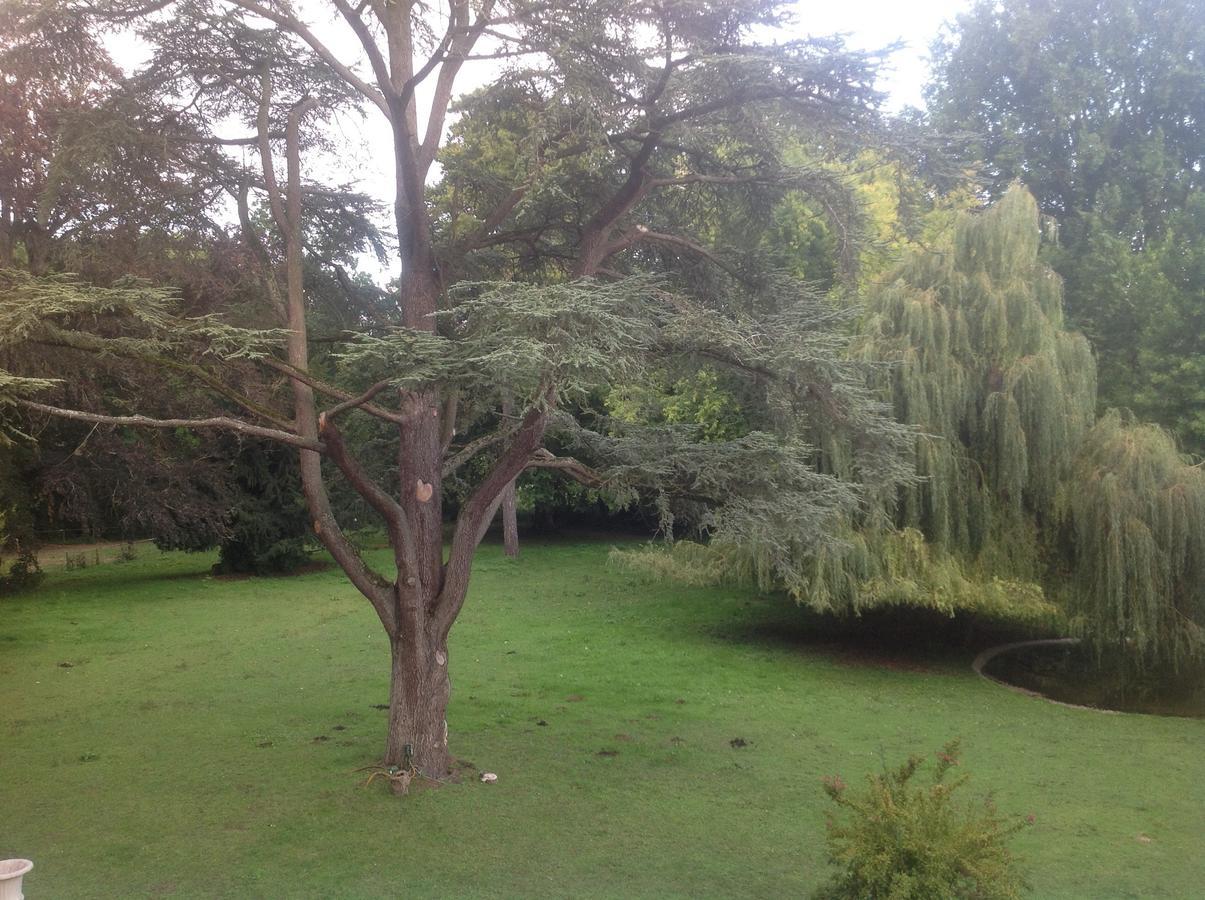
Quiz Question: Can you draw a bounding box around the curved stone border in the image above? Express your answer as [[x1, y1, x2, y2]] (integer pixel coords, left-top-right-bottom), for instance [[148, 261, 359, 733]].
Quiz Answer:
[[971, 637, 1122, 715]]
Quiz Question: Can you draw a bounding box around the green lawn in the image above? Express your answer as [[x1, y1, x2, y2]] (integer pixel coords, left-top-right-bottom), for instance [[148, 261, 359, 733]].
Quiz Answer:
[[2, 538, 1202, 898]]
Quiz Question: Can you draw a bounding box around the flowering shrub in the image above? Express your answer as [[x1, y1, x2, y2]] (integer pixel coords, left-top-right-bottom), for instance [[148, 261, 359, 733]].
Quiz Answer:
[[814, 740, 1029, 900]]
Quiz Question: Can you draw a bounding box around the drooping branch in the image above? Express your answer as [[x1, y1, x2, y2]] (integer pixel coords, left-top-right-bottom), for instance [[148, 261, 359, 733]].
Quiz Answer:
[[600, 226, 744, 281], [28, 332, 294, 430]]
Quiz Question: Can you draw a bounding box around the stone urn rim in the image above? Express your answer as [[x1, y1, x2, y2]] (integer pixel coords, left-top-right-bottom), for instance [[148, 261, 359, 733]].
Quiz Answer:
[[0, 859, 33, 879]]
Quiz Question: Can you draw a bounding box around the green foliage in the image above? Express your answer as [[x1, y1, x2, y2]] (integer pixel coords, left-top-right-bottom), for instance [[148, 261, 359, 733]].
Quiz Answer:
[[857, 186, 1096, 577], [623, 187, 1088, 620], [1066, 411, 1205, 674], [0, 547, 43, 595], [213, 441, 309, 576], [612, 529, 1055, 624], [606, 368, 749, 442], [1127, 194, 1205, 456], [0, 268, 287, 405], [0, 444, 42, 595], [815, 741, 1029, 900], [335, 276, 661, 404], [928, 0, 1205, 454]]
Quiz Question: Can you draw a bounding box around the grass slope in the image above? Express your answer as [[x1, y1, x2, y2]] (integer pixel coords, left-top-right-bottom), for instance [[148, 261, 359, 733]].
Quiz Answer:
[[1, 539, 1202, 898]]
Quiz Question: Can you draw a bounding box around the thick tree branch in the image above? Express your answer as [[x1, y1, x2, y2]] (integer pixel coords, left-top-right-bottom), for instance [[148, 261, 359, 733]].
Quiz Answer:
[[605, 227, 744, 281], [330, 0, 395, 100], [320, 419, 411, 539], [441, 422, 516, 478], [418, 0, 494, 175], [435, 387, 554, 637], [224, 0, 391, 117], [28, 334, 294, 430], [256, 68, 290, 238]]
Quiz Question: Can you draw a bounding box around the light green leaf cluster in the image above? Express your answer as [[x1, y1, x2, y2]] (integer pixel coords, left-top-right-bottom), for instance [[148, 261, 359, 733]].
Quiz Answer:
[[814, 741, 1029, 900], [856, 186, 1096, 575], [556, 414, 865, 545], [449, 276, 662, 400], [613, 528, 1056, 625], [0, 269, 288, 363], [333, 328, 457, 391], [1066, 411, 1205, 673], [0, 371, 61, 404], [336, 276, 664, 401]]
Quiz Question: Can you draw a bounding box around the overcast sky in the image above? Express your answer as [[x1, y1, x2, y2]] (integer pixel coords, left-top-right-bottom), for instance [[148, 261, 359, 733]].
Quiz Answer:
[[794, 0, 972, 111]]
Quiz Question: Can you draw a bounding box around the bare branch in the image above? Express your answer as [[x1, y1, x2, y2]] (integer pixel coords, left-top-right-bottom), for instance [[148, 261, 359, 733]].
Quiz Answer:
[[526, 448, 605, 487], [418, 0, 494, 174], [321, 381, 392, 422], [17, 399, 323, 452], [606, 227, 744, 280], [330, 0, 395, 100], [224, 0, 391, 117], [441, 422, 516, 478], [320, 419, 407, 527], [261, 358, 407, 425]]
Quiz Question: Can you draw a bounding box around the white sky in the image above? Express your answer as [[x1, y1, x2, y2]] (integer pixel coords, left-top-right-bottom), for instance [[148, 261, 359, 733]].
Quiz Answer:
[[791, 0, 972, 112]]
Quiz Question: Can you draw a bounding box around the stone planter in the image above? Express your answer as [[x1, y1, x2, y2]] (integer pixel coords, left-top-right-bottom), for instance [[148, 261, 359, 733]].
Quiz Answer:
[[0, 860, 32, 900]]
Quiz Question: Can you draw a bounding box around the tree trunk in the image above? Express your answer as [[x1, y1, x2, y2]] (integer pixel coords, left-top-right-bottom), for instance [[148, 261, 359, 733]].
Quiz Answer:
[[500, 395, 519, 557], [501, 481, 519, 558], [384, 628, 452, 779]]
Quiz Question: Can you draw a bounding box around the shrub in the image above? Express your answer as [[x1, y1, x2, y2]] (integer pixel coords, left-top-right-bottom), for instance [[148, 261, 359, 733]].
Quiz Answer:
[[814, 740, 1028, 900], [0, 548, 43, 595]]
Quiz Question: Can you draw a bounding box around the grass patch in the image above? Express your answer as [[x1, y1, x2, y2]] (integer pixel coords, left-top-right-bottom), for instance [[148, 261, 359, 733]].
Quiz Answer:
[[1, 538, 1202, 897]]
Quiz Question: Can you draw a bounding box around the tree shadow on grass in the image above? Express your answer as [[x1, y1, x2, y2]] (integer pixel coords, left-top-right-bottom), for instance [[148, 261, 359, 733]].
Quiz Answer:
[[707, 601, 1048, 675]]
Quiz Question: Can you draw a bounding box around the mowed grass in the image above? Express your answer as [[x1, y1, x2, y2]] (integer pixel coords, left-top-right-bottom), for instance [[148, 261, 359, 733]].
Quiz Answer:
[[2, 538, 1202, 899]]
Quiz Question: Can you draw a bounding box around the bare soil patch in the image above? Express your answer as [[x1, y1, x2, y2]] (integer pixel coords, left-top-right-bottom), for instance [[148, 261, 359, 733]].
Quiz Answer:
[[36, 540, 153, 570]]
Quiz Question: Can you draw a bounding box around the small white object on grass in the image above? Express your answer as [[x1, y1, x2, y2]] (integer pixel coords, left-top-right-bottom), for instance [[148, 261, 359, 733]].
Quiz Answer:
[[480, 772, 498, 784]]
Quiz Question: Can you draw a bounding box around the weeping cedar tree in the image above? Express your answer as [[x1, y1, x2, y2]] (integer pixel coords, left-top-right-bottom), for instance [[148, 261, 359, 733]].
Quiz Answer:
[[0, 0, 916, 778], [631, 186, 1205, 675]]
